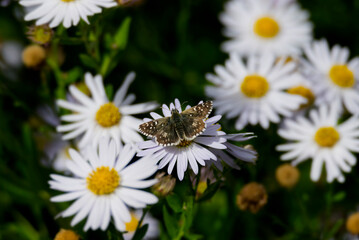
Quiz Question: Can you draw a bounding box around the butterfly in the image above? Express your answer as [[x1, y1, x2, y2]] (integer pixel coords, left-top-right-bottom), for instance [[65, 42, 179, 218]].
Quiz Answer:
[[139, 101, 213, 146]]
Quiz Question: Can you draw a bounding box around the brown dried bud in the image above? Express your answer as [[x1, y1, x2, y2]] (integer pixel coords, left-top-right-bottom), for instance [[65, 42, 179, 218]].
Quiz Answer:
[[236, 182, 267, 213]]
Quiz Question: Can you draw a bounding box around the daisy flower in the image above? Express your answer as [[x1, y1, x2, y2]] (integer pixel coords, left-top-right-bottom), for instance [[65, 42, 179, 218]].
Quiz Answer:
[[220, 0, 312, 57], [20, 0, 117, 28], [56, 72, 158, 150], [302, 39, 359, 114], [276, 104, 359, 183], [49, 138, 159, 231], [123, 210, 159, 240], [137, 99, 256, 180], [206, 53, 307, 129], [209, 133, 257, 171]]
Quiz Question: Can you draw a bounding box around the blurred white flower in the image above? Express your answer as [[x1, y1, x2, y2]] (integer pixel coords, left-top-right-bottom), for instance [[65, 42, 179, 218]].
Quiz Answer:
[[57, 72, 158, 150], [302, 39, 359, 114], [49, 138, 158, 231], [0, 40, 23, 80], [206, 53, 306, 129], [20, 0, 117, 28], [277, 105, 359, 183], [220, 0, 312, 57], [123, 210, 159, 240]]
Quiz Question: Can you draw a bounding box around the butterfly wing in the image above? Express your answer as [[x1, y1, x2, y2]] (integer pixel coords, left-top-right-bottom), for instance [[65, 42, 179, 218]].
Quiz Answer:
[[139, 117, 180, 146], [181, 101, 213, 119], [180, 101, 213, 140], [180, 117, 206, 141]]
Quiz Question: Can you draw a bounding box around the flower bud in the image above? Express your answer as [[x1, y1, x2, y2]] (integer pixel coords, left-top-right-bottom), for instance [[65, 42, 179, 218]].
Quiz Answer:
[[151, 172, 176, 197], [236, 182, 267, 213], [346, 212, 359, 235], [275, 164, 300, 188], [22, 45, 46, 68], [54, 229, 80, 240]]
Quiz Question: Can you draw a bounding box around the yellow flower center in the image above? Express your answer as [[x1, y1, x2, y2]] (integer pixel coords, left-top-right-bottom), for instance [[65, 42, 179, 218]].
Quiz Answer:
[[87, 166, 120, 195], [176, 140, 193, 148], [240, 75, 269, 98], [95, 103, 121, 128], [61, 0, 75, 2], [125, 213, 140, 232], [314, 127, 340, 148], [329, 65, 355, 88], [254, 17, 280, 38], [287, 86, 315, 108]]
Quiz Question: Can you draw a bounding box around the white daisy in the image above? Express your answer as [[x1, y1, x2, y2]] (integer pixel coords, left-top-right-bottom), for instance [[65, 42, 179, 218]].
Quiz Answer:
[[220, 0, 312, 57], [56, 72, 158, 150], [49, 138, 159, 231], [209, 133, 257, 171], [206, 53, 307, 129], [276, 104, 359, 183], [123, 210, 159, 240], [302, 39, 359, 114], [20, 0, 117, 28], [137, 99, 227, 181]]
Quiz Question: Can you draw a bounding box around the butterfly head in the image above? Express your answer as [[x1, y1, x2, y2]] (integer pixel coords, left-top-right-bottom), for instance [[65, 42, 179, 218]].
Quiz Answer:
[[171, 108, 180, 115]]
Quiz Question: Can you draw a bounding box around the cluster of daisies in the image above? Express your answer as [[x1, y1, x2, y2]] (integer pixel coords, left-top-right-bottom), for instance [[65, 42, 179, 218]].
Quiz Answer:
[[206, 0, 359, 183], [41, 70, 257, 234], [20, 0, 359, 236]]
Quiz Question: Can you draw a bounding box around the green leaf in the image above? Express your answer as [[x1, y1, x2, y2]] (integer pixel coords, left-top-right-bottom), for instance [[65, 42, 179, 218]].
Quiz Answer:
[[163, 205, 178, 238], [105, 84, 114, 100], [323, 219, 343, 239], [183, 196, 194, 231], [132, 224, 149, 240], [332, 191, 346, 202], [79, 54, 99, 70], [166, 193, 183, 213], [65, 67, 83, 84], [113, 17, 131, 50]]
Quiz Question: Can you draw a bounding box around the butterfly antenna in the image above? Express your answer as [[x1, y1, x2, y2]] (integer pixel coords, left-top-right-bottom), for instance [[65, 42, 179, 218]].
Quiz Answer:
[[181, 101, 189, 108]]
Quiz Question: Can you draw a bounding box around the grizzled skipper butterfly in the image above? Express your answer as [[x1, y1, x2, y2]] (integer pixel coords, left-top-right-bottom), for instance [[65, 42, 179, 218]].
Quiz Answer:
[[139, 101, 213, 146]]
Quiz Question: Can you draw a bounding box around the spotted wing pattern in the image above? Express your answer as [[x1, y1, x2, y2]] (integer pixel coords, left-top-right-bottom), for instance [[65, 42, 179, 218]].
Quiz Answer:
[[181, 101, 213, 119], [180, 101, 213, 140], [139, 118, 180, 146], [139, 101, 213, 146]]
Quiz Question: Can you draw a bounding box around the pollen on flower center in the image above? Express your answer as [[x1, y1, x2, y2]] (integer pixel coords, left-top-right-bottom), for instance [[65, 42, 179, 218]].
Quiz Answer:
[[61, 0, 76, 2], [254, 17, 280, 38], [314, 127, 340, 148], [329, 65, 355, 88], [96, 103, 121, 128], [125, 213, 140, 232], [176, 140, 193, 148], [87, 166, 120, 195], [240, 75, 269, 98]]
